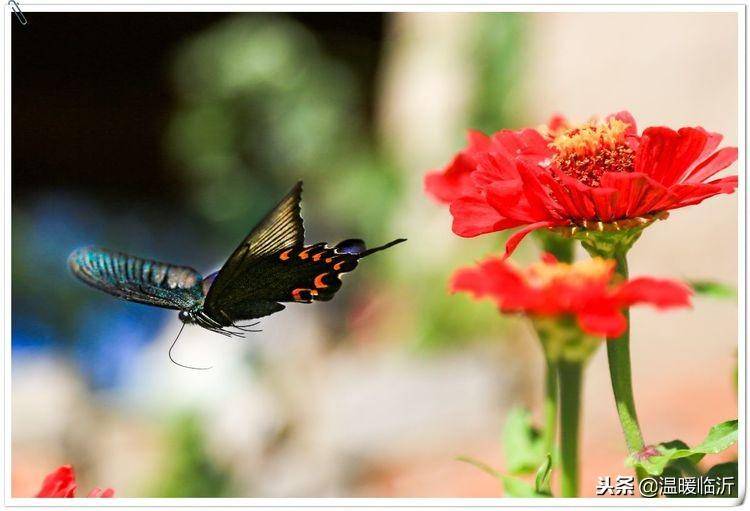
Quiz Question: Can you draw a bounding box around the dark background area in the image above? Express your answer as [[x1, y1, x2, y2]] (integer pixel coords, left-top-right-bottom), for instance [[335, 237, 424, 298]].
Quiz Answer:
[[12, 13, 384, 202], [11, 12, 393, 390]]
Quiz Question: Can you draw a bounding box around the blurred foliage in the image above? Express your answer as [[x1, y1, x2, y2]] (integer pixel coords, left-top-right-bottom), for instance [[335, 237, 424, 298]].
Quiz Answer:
[[534, 230, 575, 264], [408, 14, 530, 352], [412, 262, 511, 351], [688, 280, 737, 300], [151, 414, 233, 497], [469, 14, 527, 133], [502, 407, 546, 474], [456, 454, 552, 498], [168, 15, 402, 247]]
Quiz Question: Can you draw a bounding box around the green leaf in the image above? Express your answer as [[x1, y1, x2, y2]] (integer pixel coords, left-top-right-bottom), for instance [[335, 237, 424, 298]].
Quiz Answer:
[[502, 407, 545, 474], [661, 440, 703, 468], [456, 455, 552, 498], [502, 475, 542, 497], [534, 454, 553, 496], [632, 420, 738, 476], [455, 455, 503, 481], [691, 420, 738, 455], [689, 280, 737, 300]]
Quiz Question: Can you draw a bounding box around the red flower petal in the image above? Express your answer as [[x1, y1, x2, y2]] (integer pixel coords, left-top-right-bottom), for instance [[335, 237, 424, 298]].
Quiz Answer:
[[589, 186, 619, 222], [669, 176, 738, 209], [484, 179, 531, 221], [87, 487, 115, 498], [424, 130, 492, 203], [503, 220, 559, 257], [450, 196, 521, 238], [615, 277, 692, 309], [578, 308, 627, 337], [451, 258, 526, 298], [538, 171, 587, 219], [687, 128, 723, 171], [515, 162, 565, 220], [472, 152, 520, 187], [557, 174, 597, 219], [36, 465, 77, 498], [547, 114, 567, 133], [491, 128, 552, 158], [684, 147, 739, 184], [635, 126, 708, 187], [35, 465, 114, 499], [599, 172, 675, 218], [707, 175, 740, 193]]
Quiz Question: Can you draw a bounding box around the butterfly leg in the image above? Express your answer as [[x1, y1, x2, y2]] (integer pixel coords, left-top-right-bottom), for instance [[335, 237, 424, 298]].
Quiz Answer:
[[195, 312, 236, 337], [233, 321, 263, 333], [196, 311, 248, 338]]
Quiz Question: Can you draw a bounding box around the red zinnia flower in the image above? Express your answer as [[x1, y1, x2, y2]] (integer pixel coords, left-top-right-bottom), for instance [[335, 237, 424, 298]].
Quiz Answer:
[[451, 253, 691, 337], [424, 128, 551, 204], [428, 111, 738, 256], [36, 465, 114, 498]]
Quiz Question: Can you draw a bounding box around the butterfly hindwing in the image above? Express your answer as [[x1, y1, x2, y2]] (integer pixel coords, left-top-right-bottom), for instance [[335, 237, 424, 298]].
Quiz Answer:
[[68, 246, 205, 310], [273, 243, 358, 303]]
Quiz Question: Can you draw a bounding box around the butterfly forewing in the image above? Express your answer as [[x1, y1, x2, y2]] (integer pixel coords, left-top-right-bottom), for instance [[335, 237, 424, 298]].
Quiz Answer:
[[68, 246, 205, 310], [205, 182, 304, 303]]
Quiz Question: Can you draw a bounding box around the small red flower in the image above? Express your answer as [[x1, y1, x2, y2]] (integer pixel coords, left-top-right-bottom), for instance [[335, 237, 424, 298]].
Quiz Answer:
[[428, 111, 738, 255], [451, 253, 691, 337], [36, 465, 114, 498]]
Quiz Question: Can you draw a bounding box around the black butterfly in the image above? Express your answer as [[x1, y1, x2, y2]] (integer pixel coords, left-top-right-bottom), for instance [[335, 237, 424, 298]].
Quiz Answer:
[[69, 181, 405, 368]]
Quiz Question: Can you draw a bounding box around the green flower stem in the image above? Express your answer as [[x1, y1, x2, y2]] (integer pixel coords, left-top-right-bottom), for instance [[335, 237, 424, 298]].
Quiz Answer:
[[542, 357, 558, 459], [608, 252, 646, 460], [558, 359, 583, 497]]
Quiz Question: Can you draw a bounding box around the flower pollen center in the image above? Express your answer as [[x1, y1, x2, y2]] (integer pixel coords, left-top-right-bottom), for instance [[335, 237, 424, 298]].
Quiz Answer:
[[525, 257, 614, 288], [550, 118, 635, 187]]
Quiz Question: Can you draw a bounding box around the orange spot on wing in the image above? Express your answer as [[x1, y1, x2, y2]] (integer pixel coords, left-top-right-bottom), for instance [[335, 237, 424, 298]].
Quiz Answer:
[[280, 249, 293, 261], [299, 247, 315, 260], [333, 261, 346, 271], [292, 288, 311, 301], [312, 252, 325, 262], [314, 273, 329, 288]]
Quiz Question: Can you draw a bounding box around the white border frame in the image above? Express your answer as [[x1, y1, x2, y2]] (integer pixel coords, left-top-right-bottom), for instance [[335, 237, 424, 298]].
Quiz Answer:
[[1, 2, 746, 509]]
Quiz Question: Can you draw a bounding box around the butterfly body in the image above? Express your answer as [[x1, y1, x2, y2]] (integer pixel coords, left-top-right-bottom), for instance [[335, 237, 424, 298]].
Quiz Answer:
[[69, 182, 405, 337]]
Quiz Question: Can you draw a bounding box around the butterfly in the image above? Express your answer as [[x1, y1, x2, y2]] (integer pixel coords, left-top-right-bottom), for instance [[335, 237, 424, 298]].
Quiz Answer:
[[68, 181, 405, 368]]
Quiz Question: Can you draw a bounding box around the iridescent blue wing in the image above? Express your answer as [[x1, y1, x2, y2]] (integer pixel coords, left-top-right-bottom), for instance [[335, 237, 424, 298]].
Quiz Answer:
[[68, 246, 205, 310]]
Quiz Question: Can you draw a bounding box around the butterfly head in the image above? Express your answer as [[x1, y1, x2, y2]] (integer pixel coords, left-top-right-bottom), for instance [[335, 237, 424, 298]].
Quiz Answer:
[[178, 310, 196, 324]]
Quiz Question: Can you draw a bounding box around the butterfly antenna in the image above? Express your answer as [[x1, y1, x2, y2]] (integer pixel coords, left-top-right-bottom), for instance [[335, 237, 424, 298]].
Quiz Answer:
[[168, 322, 212, 371]]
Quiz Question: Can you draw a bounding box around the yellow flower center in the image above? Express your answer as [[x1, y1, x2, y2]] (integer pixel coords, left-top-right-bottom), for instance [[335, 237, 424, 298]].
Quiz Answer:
[[550, 118, 635, 187], [525, 257, 614, 288]]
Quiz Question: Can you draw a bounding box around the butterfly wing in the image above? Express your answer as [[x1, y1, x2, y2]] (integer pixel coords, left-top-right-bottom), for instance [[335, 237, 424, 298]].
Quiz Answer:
[[203, 241, 363, 325], [68, 246, 205, 310], [203, 181, 405, 326], [202, 182, 305, 323]]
